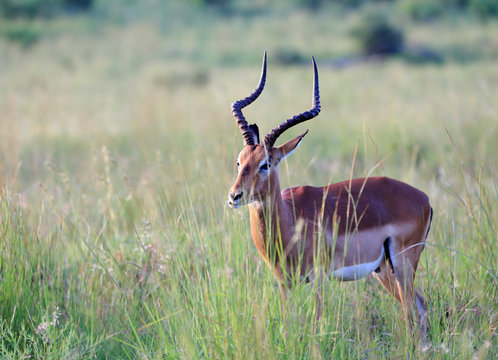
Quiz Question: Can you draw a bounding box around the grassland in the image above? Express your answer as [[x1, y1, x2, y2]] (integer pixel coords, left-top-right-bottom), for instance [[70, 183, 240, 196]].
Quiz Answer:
[[0, 2, 497, 359]]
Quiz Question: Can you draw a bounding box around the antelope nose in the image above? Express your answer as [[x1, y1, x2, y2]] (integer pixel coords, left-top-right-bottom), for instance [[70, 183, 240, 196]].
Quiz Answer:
[[228, 191, 243, 208], [232, 191, 243, 201]]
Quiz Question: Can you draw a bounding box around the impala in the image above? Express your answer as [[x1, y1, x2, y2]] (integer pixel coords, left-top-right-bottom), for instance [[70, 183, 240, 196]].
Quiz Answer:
[[227, 52, 432, 340]]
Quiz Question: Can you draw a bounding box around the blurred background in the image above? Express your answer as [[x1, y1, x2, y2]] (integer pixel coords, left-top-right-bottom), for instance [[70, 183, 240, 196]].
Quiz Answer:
[[1, 0, 497, 198], [0, 0, 497, 358], [1, 0, 497, 220]]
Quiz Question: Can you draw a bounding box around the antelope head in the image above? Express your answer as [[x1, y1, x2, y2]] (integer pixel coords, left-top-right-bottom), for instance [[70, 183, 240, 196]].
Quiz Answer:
[[227, 52, 321, 209]]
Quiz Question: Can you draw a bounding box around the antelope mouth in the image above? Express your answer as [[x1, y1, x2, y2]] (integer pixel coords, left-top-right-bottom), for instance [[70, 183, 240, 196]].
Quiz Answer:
[[228, 190, 245, 209], [227, 198, 243, 209]]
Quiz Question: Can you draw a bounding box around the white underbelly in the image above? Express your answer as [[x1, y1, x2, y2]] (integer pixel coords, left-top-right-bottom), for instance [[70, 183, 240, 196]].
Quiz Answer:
[[330, 245, 384, 281]]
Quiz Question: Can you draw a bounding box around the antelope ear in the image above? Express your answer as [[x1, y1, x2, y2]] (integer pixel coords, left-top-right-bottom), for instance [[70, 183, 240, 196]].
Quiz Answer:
[[275, 130, 308, 163]]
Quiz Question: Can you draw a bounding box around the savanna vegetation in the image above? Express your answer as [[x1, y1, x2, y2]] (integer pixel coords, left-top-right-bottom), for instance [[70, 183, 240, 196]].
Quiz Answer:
[[0, 0, 496, 358]]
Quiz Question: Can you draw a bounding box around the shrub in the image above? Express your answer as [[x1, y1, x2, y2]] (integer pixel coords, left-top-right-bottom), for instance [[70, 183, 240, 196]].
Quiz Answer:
[[439, 0, 469, 8], [294, 0, 395, 10], [351, 12, 404, 56], [0, 21, 41, 47], [0, 0, 94, 18], [293, 0, 323, 10], [188, 0, 232, 7], [0, 0, 49, 18], [402, 45, 445, 65], [64, 0, 93, 10], [469, 0, 498, 19], [274, 48, 307, 65], [398, 0, 444, 22]]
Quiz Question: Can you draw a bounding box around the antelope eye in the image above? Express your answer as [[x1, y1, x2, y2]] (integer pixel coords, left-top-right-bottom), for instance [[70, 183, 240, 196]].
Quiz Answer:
[[236, 161, 240, 167], [259, 163, 270, 171]]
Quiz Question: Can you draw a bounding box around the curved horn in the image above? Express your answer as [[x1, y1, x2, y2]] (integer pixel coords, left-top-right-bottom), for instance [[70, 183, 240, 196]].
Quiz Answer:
[[264, 56, 320, 149], [231, 52, 267, 146]]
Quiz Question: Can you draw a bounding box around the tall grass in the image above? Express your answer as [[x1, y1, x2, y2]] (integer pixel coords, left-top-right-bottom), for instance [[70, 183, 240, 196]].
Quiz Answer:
[[0, 3, 497, 359]]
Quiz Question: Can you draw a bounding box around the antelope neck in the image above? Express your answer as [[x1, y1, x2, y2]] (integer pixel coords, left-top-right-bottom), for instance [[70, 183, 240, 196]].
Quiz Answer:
[[248, 175, 295, 265]]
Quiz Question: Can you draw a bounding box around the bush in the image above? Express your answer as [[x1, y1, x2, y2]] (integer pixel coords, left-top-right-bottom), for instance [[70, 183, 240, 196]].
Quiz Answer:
[[0, 0, 93, 18], [188, 0, 232, 7], [398, 0, 444, 22], [274, 48, 307, 65], [0, 21, 41, 46], [64, 0, 93, 10], [469, 0, 498, 19], [293, 0, 395, 11], [0, 0, 49, 18], [439, 0, 469, 8], [351, 12, 404, 56], [293, 0, 324, 10], [402, 45, 445, 65]]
